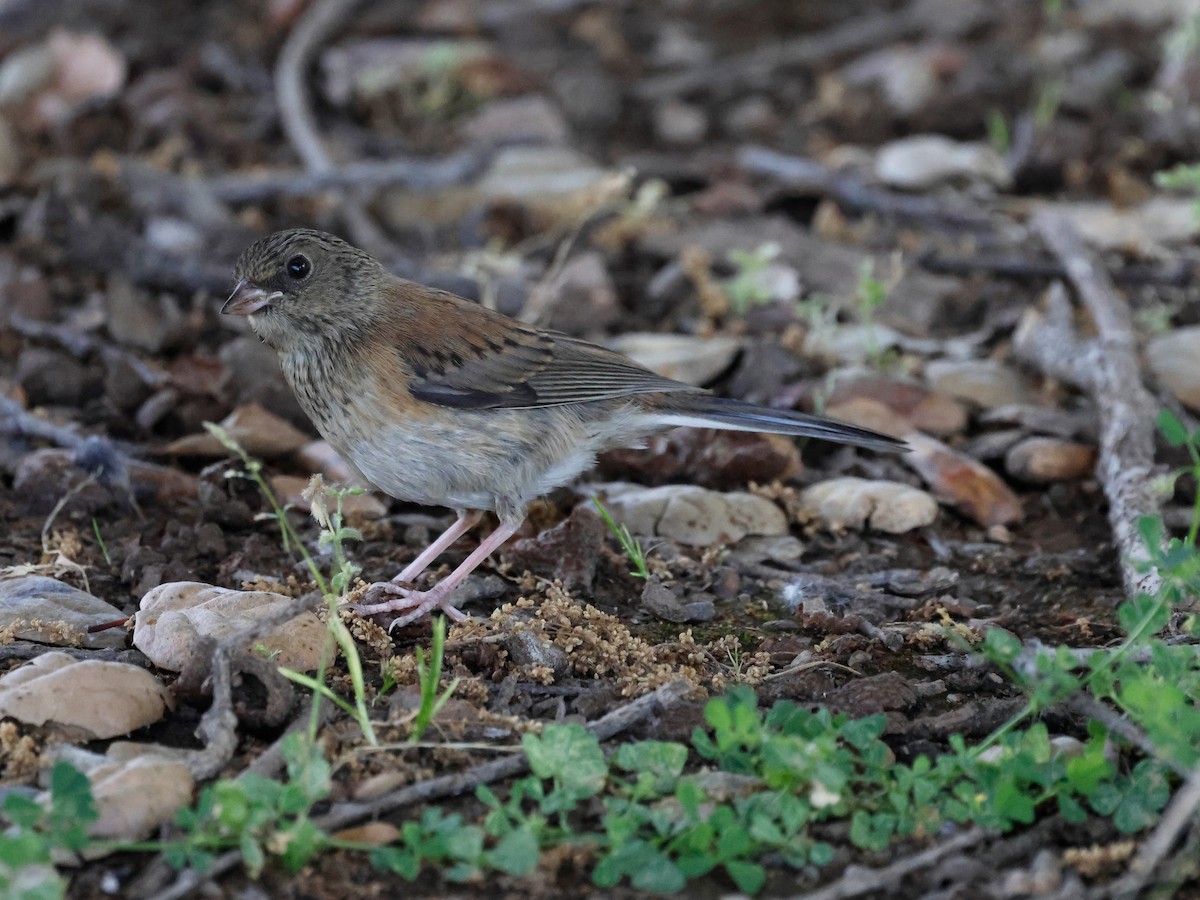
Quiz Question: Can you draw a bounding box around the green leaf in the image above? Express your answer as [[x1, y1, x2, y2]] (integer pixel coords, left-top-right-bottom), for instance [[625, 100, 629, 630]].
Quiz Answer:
[[725, 859, 766, 894], [614, 741, 688, 790], [523, 724, 607, 800], [370, 846, 420, 880], [487, 825, 539, 875], [1158, 409, 1190, 446]]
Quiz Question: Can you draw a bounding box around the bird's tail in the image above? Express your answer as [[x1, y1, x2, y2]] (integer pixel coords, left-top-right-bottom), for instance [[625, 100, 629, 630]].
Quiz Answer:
[[653, 395, 907, 454]]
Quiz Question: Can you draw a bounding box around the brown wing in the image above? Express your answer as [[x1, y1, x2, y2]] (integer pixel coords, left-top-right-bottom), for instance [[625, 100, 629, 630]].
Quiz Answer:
[[376, 279, 704, 410]]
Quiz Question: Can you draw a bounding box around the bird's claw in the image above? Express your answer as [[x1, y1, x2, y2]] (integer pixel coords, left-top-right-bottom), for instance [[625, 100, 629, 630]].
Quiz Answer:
[[344, 581, 468, 631]]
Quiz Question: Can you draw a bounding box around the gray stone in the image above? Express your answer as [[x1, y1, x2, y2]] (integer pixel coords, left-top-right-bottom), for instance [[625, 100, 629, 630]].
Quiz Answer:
[[0, 576, 127, 649]]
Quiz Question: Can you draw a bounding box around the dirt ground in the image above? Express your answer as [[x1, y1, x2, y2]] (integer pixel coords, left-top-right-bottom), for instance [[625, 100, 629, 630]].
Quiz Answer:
[[1, 0, 1198, 897]]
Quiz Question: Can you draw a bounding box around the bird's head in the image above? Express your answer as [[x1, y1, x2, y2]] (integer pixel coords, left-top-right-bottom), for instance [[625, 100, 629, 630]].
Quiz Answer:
[[224, 229, 384, 349]]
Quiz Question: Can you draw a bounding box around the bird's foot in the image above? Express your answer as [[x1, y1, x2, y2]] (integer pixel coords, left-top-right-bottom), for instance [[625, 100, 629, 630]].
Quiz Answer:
[[346, 581, 468, 631]]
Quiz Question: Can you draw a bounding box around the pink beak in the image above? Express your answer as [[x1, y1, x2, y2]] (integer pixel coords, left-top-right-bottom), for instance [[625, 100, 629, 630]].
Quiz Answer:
[[221, 280, 280, 316]]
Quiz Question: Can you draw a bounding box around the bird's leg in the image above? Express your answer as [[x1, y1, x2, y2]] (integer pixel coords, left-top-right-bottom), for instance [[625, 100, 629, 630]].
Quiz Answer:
[[349, 517, 524, 630], [392, 509, 483, 586]]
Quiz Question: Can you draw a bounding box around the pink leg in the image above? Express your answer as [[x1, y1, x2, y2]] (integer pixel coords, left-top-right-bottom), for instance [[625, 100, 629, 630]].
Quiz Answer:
[[393, 509, 483, 585], [349, 517, 524, 630]]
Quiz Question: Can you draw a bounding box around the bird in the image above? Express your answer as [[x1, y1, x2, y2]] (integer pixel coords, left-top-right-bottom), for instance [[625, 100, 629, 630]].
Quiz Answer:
[[223, 229, 906, 630]]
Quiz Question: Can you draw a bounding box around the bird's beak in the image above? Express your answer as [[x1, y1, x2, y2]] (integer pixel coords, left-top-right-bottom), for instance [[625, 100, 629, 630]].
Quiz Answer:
[[221, 280, 281, 316]]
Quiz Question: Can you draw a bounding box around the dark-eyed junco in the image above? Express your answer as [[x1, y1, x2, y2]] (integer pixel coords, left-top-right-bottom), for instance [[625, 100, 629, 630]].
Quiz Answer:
[[223, 229, 905, 629]]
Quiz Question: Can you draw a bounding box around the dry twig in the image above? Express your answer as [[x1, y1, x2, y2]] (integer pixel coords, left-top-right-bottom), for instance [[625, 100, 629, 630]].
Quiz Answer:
[[635, 7, 922, 99], [1015, 212, 1164, 598], [737, 146, 995, 233], [792, 827, 989, 900]]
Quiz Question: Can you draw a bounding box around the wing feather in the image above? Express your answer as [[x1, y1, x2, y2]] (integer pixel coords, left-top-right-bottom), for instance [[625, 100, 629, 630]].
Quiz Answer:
[[377, 279, 704, 410]]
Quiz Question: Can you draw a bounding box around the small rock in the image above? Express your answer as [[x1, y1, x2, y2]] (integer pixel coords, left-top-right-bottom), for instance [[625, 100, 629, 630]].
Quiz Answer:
[[880, 270, 976, 338], [0, 576, 127, 649], [721, 95, 778, 138], [16, 347, 94, 407], [321, 37, 492, 105], [462, 94, 569, 145], [806, 323, 904, 366], [823, 398, 913, 439], [106, 274, 188, 353], [603, 484, 787, 546], [800, 477, 939, 534], [1045, 198, 1199, 255], [12, 448, 111, 516], [448, 573, 508, 608], [904, 433, 1023, 527], [875, 135, 1012, 190], [551, 63, 622, 131], [503, 629, 570, 677], [925, 359, 1031, 409], [218, 335, 309, 427], [506, 505, 605, 590], [543, 251, 620, 337], [1061, 48, 1133, 111], [46, 747, 194, 841], [133, 582, 324, 673], [710, 566, 740, 599], [728, 534, 804, 565], [1004, 437, 1095, 484], [654, 99, 707, 146], [824, 671, 917, 716], [641, 580, 715, 623], [478, 145, 612, 201], [0, 653, 169, 739], [144, 217, 204, 255], [164, 402, 311, 457], [0, 30, 126, 127], [1148, 326, 1200, 411], [0, 261, 54, 321], [606, 333, 743, 386], [841, 45, 942, 116], [825, 366, 973, 435], [910, 392, 970, 435]]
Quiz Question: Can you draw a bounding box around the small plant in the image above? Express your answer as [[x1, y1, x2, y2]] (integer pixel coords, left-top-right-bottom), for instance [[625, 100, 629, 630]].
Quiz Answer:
[[90, 518, 111, 566], [986, 107, 1010, 155], [593, 498, 651, 578], [0, 762, 97, 900], [853, 259, 903, 372], [1156, 162, 1200, 222], [168, 733, 332, 877], [204, 424, 377, 745], [407, 616, 460, 740], [723, 243, 798, 316]]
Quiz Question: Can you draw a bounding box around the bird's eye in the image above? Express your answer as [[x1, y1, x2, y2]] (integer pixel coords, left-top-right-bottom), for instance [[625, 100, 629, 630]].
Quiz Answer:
[[285, 255, 312, 281]]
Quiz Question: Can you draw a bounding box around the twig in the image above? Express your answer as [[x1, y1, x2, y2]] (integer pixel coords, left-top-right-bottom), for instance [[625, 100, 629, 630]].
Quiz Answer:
[[273, 0, 389, 255], [635, 6, 923, 99], [1020, 212, 1164, 598], [0, 642, 149, 665], [792, 827, 989, 900], [185, 595, 322, 781], [153, 680, 692, 899], [1012, 282, 1091, 385], [918, 249, 1197, 287], [275, 0, 354, 173], [1099, 766, 1200, 900], [737, 146, 996, 233], [201, 145, 513, 203]]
